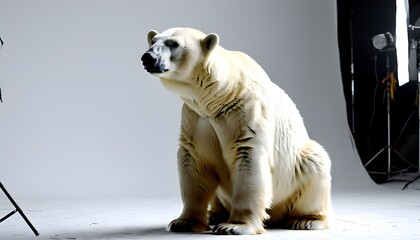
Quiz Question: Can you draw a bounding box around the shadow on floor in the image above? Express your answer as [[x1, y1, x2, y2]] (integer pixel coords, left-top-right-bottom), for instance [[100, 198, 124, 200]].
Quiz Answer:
[[49, 225, 216, 240]]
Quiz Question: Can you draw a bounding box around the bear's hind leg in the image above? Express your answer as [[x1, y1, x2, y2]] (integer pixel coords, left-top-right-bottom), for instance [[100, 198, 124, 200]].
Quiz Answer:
[[285, 183, 330, 230], [286, 140, 331, 230]]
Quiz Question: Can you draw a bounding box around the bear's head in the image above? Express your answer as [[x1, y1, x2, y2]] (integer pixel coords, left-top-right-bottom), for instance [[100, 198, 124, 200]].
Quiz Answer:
[[141, 28, 219, 82]]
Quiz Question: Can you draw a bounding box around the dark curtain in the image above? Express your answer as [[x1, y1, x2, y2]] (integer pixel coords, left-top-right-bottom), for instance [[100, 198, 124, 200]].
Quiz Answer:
[[337, 0, 419, 183]]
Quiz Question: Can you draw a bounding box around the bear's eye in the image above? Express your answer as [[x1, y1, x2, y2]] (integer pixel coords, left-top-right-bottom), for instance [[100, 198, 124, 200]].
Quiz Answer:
[[165, 40, 179, 48]]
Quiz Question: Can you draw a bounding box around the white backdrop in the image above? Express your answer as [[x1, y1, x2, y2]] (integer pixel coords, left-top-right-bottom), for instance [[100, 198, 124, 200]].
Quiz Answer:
[[0, 0, 374, 199]]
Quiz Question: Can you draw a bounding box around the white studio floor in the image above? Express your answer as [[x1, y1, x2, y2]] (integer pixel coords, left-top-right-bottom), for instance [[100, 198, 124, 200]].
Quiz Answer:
[[1, 181, 420, 240]]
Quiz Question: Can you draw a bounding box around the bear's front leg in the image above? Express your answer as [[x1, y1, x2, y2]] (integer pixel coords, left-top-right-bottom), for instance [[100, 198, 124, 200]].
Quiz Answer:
[[213, 145, 272, 235], [167, 145, 218, 233]]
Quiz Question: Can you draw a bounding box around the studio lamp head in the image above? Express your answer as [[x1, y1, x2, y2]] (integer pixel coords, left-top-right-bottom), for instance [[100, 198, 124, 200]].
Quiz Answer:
[[372, 32, 395, 50]]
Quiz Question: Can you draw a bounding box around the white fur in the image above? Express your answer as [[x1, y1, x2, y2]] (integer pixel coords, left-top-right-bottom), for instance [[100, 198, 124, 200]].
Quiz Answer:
[[142, 27, 331, 235]]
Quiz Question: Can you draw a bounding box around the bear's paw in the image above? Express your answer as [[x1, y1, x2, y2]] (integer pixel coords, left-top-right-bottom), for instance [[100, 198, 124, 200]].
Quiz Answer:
[[212, 223, 265, 235], [166, 218, 210, 233], [286, 218, 329, 230]]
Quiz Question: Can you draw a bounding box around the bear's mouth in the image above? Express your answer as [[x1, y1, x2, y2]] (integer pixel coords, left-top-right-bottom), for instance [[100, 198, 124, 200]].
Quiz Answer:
[[144, 67, 169, 74]]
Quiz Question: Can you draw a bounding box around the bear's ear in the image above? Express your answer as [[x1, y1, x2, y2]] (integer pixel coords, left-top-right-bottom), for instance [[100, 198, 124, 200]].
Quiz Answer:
[[147, 30, 159, 47], [201, 33, 219, 54]]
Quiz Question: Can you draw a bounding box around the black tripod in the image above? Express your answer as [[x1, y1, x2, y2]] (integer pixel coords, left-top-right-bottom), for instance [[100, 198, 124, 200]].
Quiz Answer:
[[0, 182, 39, 236]]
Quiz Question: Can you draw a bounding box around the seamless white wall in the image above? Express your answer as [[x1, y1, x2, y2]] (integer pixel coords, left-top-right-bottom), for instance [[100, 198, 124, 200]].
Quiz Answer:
[[0, 0, 374, 199]]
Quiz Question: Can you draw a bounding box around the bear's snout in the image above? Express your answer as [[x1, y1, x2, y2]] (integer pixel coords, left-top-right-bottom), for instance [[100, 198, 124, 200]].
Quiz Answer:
[[141, 51, 168, 74]]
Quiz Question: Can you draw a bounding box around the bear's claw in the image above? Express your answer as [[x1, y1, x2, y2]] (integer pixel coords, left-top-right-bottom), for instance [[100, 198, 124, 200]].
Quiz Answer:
[[166, 219, 210, 233], [212, 223, 262, 235]]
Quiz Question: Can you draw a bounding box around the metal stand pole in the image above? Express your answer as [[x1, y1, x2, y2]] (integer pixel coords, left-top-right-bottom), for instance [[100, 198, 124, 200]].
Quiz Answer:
[[364, 53, 393, 177], [0, 182, 39, 236], [364, 52, 410, 179], [385, 55, 392, 179], [350, 17, 356, 134]]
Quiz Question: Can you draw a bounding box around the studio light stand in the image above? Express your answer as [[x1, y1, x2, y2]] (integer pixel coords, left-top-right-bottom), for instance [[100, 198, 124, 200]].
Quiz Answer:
[[0, 37, 39, 236], [364, 33, 411, 180]]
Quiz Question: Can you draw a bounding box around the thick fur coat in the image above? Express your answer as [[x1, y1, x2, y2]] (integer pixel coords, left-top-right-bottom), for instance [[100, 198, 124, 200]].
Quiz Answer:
[[141, 27, 331, 235]]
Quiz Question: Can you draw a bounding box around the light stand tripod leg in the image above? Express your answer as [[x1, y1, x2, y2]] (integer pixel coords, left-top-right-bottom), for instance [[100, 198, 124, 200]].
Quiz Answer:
[[0, 209, 17, 223], [0, 182, 39, 236], [402, 175, 420, 190], [364, 147, 387, 168]]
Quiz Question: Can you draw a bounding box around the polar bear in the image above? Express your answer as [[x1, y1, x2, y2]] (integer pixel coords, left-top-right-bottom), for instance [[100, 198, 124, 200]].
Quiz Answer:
[[141, 27, 331, 235]]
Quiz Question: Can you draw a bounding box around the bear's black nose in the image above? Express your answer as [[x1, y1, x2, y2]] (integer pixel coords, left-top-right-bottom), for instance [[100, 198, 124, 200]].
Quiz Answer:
[[141, 51, 168, 73], [141, 51, 158, 68]]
